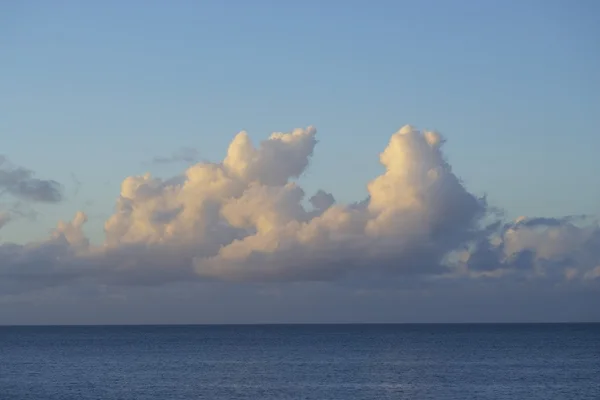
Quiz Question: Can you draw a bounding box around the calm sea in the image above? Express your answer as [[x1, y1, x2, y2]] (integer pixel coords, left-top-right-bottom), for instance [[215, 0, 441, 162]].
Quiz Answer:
[[0, 324, 598, 399]]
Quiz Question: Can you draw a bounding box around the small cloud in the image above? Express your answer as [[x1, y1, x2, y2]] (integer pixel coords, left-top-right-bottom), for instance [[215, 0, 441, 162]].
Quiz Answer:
[[0, 156, 63, 203], [150, 147, 199, 165]]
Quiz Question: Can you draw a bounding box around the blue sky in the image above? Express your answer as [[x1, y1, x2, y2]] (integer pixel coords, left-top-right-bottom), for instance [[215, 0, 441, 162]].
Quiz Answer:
[[2, 1, 599, 244]]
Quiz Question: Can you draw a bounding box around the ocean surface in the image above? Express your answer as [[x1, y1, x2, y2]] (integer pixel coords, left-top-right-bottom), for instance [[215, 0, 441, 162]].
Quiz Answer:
[[0, 324, 598, 400]]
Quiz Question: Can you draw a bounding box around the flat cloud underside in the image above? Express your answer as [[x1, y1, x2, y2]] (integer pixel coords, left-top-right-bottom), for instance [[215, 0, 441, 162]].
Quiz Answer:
[[0, 125, 599, 296]]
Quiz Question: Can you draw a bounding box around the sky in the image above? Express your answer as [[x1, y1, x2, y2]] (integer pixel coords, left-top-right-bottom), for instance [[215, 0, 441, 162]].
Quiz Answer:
[[0, 1, 599, 324]]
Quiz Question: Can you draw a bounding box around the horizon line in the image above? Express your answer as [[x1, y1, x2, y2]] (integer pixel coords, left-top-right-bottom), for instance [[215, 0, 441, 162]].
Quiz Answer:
[[2, 321, 599, 328]]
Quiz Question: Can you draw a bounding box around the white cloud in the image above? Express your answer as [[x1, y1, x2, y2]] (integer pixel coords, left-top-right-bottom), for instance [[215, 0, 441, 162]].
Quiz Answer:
[[0, 125, 599, 299]]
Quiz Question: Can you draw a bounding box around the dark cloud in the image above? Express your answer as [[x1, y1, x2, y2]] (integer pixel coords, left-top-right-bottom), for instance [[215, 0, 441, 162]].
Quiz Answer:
[[515, 215, 588, 228], [0, 156, 63, 203]]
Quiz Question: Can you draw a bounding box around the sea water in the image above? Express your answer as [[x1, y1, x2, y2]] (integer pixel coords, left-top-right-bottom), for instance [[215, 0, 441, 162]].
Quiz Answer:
[[1, 324, 598, 399]]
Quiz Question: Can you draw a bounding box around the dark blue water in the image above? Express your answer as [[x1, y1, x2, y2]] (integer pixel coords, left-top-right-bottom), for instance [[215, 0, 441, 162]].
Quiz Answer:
[[1, 324, 598, 400]]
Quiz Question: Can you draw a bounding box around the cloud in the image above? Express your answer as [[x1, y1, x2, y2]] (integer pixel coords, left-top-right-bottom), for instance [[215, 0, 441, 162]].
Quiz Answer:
[[458, 215, 600, 282], [0, 156, 64, 203], [0, 125, 598, 305]]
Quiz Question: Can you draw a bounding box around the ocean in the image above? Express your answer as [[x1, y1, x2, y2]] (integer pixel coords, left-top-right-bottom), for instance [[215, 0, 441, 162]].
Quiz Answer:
[[1, 324, 598, 399]]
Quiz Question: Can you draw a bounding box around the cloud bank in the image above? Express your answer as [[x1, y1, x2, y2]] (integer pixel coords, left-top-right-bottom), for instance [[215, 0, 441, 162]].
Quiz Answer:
[[0, 125, 598, 321]]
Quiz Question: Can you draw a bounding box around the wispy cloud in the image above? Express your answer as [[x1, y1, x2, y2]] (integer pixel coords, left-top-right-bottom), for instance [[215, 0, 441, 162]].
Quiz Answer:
[[0, 212, 11, 230], [149, 147, 199, 165]]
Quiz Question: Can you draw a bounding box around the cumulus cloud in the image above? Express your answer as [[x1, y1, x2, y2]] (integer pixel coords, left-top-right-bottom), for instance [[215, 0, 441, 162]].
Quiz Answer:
[[458, 215, 600, 283], [0, 125, 599, 300]]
